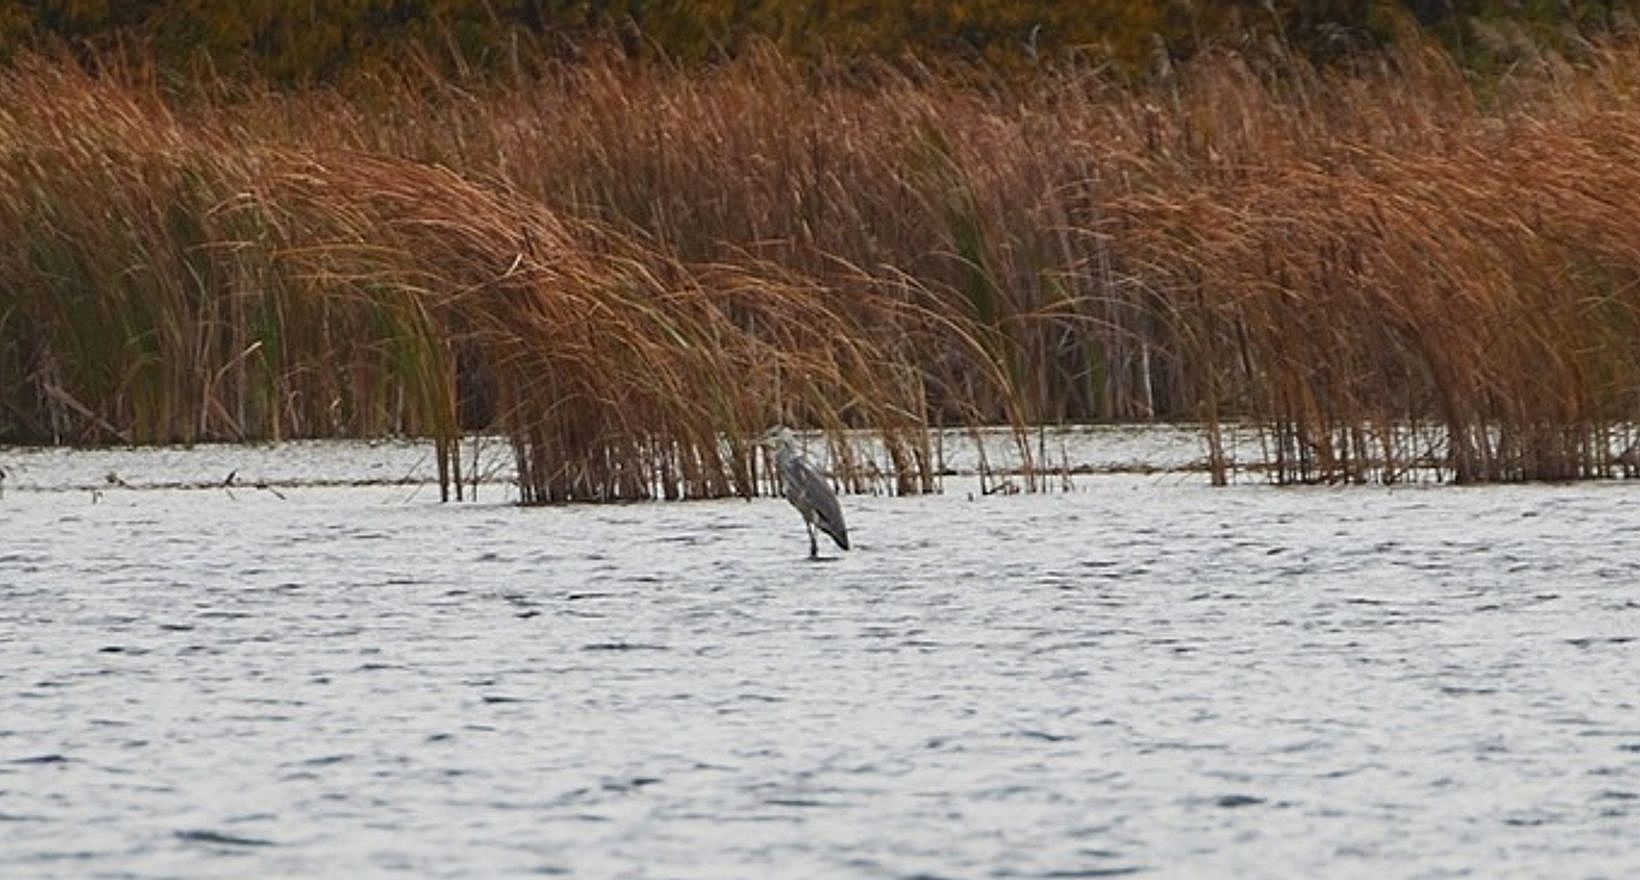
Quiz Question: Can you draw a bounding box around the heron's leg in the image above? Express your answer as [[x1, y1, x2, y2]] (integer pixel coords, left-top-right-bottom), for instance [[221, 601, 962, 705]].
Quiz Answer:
[[806, 519, 819, 559]]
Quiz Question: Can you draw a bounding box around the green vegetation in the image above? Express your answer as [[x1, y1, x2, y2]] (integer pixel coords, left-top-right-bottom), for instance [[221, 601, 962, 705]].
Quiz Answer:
[[4, 9, 1640, 495]]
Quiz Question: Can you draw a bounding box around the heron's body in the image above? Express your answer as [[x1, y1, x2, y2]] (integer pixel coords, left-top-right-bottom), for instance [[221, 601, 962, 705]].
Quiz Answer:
[[762, 427, 849, 558]]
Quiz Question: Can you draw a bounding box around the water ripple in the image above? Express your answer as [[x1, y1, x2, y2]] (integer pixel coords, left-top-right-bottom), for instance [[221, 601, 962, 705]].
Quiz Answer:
[[2, 467, 1638, 877]]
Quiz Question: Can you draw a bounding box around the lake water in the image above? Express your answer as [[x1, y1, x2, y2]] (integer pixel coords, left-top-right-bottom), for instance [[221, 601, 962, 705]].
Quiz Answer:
[[2, 434, 1637, 878]]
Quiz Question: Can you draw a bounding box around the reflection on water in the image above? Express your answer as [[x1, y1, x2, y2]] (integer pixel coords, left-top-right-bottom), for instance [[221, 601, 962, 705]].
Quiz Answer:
[[1, 440, 1637, 877]]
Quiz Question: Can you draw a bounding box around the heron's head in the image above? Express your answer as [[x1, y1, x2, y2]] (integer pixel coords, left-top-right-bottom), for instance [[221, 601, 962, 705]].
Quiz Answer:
[[758, 425, 797, 450]]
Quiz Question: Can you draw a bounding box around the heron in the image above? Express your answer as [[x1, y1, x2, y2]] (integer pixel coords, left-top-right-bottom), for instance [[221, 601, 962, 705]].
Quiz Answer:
[[760, 426, 849, 559]]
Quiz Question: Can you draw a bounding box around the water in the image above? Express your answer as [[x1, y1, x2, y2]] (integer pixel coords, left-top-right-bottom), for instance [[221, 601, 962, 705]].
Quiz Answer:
[[2, 438, 1638, 878]]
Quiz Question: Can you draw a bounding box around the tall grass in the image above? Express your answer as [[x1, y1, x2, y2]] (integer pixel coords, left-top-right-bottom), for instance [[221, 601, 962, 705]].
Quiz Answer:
[[0, 52, 947, 501], [4, 39, 1640, 496], [1107, 46, 1640, 482]]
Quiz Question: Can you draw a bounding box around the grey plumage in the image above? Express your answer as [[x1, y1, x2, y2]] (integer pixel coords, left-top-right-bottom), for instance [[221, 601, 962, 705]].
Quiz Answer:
[[761, 426, 849, 558]]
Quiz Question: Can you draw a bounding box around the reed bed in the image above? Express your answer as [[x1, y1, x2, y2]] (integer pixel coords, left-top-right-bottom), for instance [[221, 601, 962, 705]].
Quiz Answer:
[[0, 54, 944, 501], [4, 40, 1640, 497], [1107, 47, 1640, 482]]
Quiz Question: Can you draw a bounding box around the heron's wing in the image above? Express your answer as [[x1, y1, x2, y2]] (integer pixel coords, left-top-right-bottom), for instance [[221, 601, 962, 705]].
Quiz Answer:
[[786, 456, 849, 550]]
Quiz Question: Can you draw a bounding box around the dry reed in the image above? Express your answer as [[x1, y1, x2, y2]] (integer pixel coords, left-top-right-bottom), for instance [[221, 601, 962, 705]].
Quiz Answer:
[[5, 39, 1640, 497]]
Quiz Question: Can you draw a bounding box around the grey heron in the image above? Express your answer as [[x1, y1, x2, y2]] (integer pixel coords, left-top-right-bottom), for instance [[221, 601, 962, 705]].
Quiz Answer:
[[760, 426, 849, 559]]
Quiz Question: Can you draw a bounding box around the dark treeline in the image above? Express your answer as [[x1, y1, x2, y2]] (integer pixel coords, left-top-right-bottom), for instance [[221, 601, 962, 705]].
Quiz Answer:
[[3, 1, 1637, 81]]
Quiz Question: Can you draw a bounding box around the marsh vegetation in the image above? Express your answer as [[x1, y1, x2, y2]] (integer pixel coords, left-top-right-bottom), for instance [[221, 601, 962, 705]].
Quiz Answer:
[[4, 34, 1640, 497]]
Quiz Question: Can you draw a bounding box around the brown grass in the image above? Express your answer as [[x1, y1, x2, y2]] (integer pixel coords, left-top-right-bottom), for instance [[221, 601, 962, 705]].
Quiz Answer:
[[4, 40, 1640, 497], [1107, 46, 1640, 482]]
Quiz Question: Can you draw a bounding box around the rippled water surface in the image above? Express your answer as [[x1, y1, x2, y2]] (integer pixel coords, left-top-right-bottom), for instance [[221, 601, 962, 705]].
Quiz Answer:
[[3, 438, 1638, 878]]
